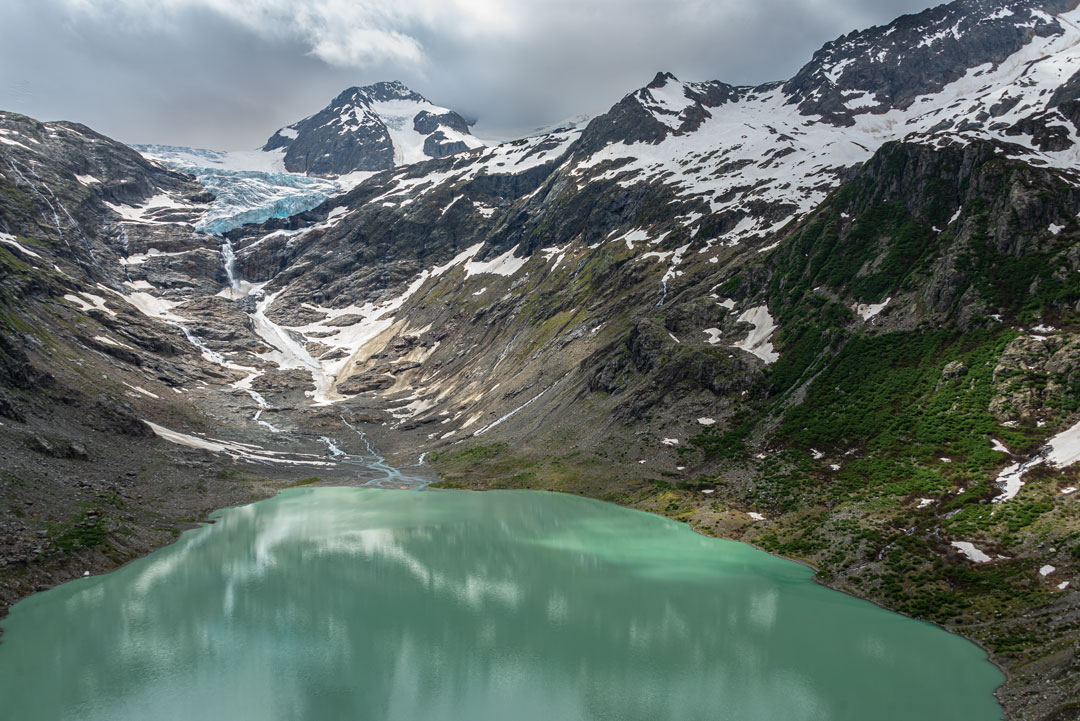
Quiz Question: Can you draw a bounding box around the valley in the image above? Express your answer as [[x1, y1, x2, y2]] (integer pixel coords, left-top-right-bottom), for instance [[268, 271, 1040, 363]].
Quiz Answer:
[[3, 0, 1080, 718]]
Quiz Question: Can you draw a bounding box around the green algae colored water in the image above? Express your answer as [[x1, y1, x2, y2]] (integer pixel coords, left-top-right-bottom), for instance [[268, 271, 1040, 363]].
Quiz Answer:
[[0, 488, 1002, 720]]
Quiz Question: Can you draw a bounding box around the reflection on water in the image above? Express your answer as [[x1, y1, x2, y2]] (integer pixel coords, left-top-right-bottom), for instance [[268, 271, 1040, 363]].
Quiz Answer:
[[0, 488, 1003, 721]]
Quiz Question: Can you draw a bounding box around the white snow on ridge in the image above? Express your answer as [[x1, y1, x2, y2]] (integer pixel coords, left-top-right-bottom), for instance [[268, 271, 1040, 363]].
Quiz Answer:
[[569, 10, 1080, 251], [359, 127, 582, 212], [321, 93, 485, 168], [376, 98, 476, 166], [637, 77, 696, 129], [473, 129, 581, 173]]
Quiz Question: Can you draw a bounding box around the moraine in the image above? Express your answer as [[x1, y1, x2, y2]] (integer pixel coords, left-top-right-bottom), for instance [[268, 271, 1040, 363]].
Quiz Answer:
[[0, 485, 1003, 721]]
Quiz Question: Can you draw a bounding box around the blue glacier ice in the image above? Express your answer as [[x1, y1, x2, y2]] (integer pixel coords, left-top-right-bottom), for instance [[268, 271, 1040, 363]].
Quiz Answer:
[[187, 168, 339, 235], [132, 145, 342, 235]]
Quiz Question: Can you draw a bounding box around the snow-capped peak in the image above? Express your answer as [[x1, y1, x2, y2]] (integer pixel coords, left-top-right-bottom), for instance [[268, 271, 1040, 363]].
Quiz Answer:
[[783, 0, 1069, 125], [262, 81, 484, 176]]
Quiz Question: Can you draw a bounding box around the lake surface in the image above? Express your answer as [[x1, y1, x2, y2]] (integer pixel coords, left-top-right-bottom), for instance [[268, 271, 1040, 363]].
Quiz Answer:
[[0, 488, 1003, 720]]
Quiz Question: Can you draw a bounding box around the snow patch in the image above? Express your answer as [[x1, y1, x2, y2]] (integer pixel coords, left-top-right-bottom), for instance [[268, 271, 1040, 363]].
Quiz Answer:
[[105, 194, 192, 224], [732, 306, 779, 364], [64, 292, 116, 317], [952, 542, 992, 563], [124, 383, 160, 399], [94, 335, 134, 350], [473, 381, 559, 436], [703, 328, 723, 345], [993, 418, 1080, 503], [854, 297, 891, 321], [145, 421, 330, 467], [464, 245, 528, 278], [614, 229, 650, 250], [0, 233, 42, 260]]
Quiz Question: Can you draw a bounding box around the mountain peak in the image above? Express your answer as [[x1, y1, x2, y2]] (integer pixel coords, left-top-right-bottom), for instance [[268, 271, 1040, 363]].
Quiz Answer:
[[783, 0, 1076, 124], [336, 81, 428, 106], [647, 72, 679, 89], [261, 82, 482, 176]]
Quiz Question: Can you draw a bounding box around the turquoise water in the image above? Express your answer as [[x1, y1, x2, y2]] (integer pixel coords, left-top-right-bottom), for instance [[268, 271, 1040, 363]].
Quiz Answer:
[[0, 488, 1003, 720]]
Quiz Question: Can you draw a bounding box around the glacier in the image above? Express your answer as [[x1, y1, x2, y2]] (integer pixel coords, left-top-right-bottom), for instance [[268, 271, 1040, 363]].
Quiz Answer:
[[132, 144, 341, 235]]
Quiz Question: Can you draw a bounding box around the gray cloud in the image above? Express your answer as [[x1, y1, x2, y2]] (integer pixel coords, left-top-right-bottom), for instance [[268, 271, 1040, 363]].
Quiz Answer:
[[0, 0, 937, 149]]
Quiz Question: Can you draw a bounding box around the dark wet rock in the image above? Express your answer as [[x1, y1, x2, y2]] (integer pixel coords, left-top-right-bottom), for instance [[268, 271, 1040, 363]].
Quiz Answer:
[[336, 372, 396, 395]]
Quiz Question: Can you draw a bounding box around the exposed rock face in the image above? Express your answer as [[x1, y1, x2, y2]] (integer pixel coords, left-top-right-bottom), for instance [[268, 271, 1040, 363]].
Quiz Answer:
[[990, 334, 1080, 422], [337, 372, 396, 395], [262, 81, 482, 175]]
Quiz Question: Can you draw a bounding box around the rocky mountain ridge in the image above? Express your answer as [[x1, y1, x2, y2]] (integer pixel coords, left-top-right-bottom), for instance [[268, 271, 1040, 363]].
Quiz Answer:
[[3, 0, 1080, 718]]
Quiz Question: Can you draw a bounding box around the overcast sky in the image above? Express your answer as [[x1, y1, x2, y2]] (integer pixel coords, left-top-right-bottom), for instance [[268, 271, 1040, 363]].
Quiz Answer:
[[0, 0, 937, 149]]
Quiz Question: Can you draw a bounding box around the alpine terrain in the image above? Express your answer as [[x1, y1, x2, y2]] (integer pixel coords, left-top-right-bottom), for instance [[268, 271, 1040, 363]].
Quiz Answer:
[[3, 0, 1080, 717]]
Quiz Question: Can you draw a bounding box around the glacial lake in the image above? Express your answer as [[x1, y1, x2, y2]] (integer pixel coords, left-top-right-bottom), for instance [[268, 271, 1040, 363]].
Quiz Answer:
[[0, 487, 1003, 720]]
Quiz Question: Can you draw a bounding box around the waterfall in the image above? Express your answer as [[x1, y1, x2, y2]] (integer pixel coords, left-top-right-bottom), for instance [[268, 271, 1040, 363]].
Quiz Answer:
[[221, 239, 241, 293]]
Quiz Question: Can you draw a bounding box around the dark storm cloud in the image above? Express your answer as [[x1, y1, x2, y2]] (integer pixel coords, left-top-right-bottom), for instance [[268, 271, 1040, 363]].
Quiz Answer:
[[0, 0, 938, 149]]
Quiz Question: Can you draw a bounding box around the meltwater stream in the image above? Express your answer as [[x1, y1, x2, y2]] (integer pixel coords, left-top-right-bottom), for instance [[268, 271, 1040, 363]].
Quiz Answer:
[[0, 484, 1004, 721]]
